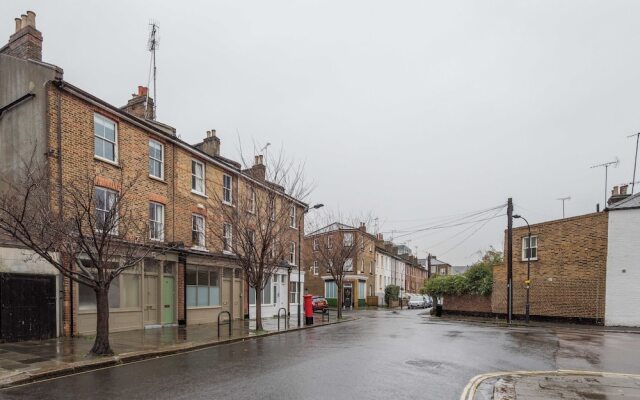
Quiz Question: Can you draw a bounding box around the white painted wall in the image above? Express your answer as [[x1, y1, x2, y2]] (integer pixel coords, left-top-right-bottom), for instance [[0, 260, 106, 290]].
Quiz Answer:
[[606, 209, 640, 326]]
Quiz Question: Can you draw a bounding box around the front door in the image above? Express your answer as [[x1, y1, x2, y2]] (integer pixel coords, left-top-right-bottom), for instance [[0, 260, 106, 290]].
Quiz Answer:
[[344, 286, 353, 309], [233, 277, 241, 318], [144, 276, 159, 325], [162, 277, 174, 324]]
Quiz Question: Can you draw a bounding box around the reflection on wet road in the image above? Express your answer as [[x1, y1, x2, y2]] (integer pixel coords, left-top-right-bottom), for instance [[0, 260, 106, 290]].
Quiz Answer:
[[2, 310, 639, 400]]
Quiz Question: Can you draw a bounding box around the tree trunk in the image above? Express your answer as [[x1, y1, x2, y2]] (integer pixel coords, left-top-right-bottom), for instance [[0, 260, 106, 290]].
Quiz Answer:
[[90, 287, 114, 356], [255, 287, 263, 331], [336, 281, 343, 320]]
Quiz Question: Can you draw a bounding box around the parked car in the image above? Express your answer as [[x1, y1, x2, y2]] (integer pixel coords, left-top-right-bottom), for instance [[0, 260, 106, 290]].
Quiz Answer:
[[424, 297, 433, 308], [312, 296, 328, 312], [408, 295, 428, 309]]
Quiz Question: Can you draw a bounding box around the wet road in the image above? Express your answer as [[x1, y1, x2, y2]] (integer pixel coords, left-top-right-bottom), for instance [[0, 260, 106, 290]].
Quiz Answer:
[[2, 310, 640, 400]]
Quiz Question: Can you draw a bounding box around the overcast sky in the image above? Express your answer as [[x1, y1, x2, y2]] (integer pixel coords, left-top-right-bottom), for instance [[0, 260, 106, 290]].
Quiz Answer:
[[3, 1, 640, 265]]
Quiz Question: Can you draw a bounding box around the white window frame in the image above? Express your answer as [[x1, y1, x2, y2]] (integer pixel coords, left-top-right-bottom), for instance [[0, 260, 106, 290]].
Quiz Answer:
[[95, 187, 118, 234], [289, 242, 296, 265], [223, 223, 233, 253], [192, 214, 206, 249], [343, 233, 353, 247], [149, 202, 164, 241], [191, 160, 206, 196], [360, 259, 364, 273], [312, 238, 319, 251], [522, 235, 538, 261], [327, 236, 333, 249], [289, 205, 297, 228], [94, 113, 118, 164], [248, 189, 256, 214], [222, 174, 233, 204], [344, 258, 353, 272], [313, 261, 319, 275], [148, 139, 164, 180], [269, 198, 276, 221]]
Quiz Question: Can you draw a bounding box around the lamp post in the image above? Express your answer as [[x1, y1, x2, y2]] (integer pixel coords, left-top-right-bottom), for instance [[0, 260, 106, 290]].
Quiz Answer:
[[298, 203, 324, 326], [400, 287, 404, 310], [513, 214, 531, 323]]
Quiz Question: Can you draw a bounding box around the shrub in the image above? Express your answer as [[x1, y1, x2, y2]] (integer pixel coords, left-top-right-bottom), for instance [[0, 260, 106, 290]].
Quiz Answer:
[[421, 255, 496, 298], [384, 285, 400, 305]]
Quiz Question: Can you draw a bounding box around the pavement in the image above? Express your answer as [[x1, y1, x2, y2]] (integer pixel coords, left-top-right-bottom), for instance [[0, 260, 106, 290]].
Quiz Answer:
[[2, 309, 640, 399], [468, 371, 640, 399], [0, 311, 342, 389]]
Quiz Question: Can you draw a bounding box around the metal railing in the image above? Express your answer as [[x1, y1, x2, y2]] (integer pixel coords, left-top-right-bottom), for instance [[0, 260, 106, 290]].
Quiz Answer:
[[217, 311, 231, 338], [277, 308, 288, 331]]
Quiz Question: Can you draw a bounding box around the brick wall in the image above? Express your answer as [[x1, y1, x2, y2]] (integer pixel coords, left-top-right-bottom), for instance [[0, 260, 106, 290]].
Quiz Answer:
[[493, 212, 608, 322], [443, 294, 492, 314]]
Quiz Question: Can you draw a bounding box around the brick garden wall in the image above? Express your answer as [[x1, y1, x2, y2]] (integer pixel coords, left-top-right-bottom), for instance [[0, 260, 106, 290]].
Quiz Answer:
[[493, 212, 608, 323], [443, 294, 492, 314]]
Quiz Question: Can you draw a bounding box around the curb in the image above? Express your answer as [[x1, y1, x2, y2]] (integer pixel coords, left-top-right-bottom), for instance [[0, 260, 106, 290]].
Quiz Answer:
[[459, 369, 640, 400], [429, 316, 640, 334], [0, 316, 358, 389]]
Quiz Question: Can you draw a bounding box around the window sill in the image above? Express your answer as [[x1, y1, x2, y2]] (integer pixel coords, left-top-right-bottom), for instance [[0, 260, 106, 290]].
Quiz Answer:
[[187, 305, 222, 310], [191, 246, 208, 252], [94, 156, 120, 167], [150, 238, 165, 243], [222, 201, 235, 208], [520, 258, 538, 262], [78, 307, 141, 315], [149, 175, 167, 184], [191, 190, 208, 199], [222, 250, 235, 256]]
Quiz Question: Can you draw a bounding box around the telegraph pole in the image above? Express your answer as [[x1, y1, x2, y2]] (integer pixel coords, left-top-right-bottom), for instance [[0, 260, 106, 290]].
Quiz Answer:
[[629, 133, 640, 194], [506, 198, 513, 324]]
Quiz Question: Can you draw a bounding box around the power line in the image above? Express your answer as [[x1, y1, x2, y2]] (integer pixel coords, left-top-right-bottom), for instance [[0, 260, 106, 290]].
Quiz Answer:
[[439, 207, 505, 257], [382, 203, 506, 237]]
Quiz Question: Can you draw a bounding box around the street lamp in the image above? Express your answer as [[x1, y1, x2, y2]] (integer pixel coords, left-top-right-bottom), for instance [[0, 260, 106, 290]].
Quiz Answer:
[[513, 214, 531, 324], [298, 203, 324, 326]]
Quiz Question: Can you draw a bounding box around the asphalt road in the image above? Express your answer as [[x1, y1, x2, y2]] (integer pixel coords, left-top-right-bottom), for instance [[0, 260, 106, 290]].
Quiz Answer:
[[2, 310, 640, 400]]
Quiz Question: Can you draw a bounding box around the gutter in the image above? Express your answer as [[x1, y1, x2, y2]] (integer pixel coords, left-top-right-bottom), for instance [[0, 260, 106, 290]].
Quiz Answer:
[[0, 92, 35, 119]]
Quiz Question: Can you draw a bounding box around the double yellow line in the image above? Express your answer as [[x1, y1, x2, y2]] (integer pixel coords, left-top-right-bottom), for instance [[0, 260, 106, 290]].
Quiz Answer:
[[459, 369, 640, 400]]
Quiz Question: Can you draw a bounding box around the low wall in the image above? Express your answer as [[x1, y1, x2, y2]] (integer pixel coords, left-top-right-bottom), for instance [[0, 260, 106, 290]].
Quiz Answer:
[[443, 294, 492, 315]]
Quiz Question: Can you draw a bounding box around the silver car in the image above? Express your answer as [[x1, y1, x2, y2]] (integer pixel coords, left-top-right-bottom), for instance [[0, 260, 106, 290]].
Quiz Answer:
[[408, 295, 427, 309]]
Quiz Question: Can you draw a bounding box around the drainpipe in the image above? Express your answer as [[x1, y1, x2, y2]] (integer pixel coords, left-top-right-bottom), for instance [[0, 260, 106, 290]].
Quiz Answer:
[[53, 80, 72, 337]]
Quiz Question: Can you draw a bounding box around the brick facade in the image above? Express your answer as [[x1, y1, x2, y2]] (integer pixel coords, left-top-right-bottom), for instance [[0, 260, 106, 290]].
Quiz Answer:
[[493, 212, 608, 323]]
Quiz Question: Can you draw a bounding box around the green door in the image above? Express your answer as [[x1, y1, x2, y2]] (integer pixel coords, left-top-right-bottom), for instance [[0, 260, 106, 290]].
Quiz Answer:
[[162, 277, 174, 324]]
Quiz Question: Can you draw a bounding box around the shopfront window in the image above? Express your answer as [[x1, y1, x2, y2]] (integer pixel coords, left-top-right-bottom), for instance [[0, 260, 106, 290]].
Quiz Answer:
[[249, 277, 273, 305], [186, 266, 220, 307]]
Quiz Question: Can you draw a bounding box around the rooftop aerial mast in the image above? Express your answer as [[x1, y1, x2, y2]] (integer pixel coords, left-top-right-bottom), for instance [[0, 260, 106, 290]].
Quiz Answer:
[[145, 21, 160, 119]]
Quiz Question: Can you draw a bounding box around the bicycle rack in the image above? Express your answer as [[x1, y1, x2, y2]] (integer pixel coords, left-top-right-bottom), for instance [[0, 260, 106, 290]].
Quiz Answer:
[[217, 311, 231, 338], [321, 308, 330, 323], [277, 308, 288, 331]]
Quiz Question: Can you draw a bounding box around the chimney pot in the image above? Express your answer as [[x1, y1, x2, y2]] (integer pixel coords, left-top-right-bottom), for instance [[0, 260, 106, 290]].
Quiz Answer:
[[20, 15, 27, 29], [14, 18, 21, 32], [137, 86, 148, 97], [612, 186, 619, 196], [26, 11, 36, 28]]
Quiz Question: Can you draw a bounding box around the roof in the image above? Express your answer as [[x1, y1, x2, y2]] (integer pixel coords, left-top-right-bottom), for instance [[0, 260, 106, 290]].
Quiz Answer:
[[306, 222, 358, 237], [417, 257, 450, 267], [608, 192, 640, 210], [452, 265, 470, 275]]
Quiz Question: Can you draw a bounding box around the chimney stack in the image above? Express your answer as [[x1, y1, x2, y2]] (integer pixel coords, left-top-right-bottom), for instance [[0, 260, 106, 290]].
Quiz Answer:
[[199, 130, 221, 158], [1, 11, 43, 61], [608, 184, 632, 206], [248, 154, 266, 181], [120, 86, 155, 120], [359, 222, 366, 233]]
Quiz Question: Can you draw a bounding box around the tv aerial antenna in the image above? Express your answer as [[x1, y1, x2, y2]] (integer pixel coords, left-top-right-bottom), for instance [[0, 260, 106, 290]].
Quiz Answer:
[[590, 158, 619, 207], [556, 196, 571, 218], [145, 20, 160, 119]]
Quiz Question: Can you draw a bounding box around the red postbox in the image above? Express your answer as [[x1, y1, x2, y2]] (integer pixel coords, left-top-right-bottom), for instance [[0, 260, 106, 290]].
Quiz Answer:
[[303, 294, 314, 325]]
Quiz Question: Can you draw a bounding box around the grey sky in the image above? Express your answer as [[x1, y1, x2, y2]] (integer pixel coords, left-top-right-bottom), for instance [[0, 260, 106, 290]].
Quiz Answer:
[[3, 1, 640, 265]]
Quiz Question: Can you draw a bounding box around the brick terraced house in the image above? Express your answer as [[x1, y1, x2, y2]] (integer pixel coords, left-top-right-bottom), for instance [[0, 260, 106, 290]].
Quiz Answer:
[[304, 223, 377, 308], [0, 11, 306, 339]]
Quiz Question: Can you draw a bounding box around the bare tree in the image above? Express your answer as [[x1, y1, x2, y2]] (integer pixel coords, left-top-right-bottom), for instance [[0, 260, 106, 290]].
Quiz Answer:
[[0, 155, 163, 355], [208, 150, 310, 331], [306, 215, 371, 320]]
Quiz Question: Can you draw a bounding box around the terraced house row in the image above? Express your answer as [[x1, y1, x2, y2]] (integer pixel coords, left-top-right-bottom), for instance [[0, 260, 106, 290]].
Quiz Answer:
[[0, 12, 306, 341]]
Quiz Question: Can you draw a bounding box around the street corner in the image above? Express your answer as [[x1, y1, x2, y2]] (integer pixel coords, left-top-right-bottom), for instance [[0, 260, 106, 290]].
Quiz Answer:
[[461, 370, 640, 400]]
